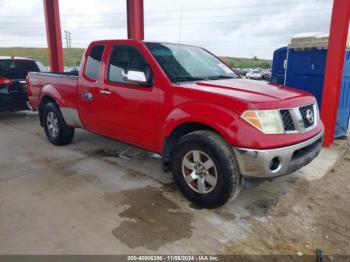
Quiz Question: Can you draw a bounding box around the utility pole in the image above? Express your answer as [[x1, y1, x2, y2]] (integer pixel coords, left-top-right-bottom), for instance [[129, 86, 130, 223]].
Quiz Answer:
[[64, 30, 71, 48], [63, 30, 72, 66], [68, 31, 71, 48]]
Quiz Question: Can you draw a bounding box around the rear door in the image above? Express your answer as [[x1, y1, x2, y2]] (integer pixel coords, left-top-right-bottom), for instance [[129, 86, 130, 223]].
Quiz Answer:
[[77, 44, 107, 133]]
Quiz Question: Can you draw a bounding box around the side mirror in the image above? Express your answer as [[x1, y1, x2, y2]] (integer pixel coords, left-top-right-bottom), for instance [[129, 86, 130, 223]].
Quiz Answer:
[[123, 70, 149, 86]]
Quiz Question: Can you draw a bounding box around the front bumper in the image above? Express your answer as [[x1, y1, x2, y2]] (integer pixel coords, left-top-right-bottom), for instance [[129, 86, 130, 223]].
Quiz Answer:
[[232, 130, 323, 178]]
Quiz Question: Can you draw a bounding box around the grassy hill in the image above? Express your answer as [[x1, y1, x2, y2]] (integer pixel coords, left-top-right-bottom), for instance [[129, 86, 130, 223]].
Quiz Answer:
[[0, 47, 85, 67], [221, 56, 272, 69], [0, 47, 272, 69]]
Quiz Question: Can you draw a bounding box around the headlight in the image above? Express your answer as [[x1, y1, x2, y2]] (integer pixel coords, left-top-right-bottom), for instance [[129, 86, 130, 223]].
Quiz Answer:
[[241, 110, 284, 134]]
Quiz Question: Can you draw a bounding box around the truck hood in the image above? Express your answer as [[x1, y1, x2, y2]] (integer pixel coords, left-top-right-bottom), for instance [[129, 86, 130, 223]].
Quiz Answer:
[[180, 78, 311, 103]]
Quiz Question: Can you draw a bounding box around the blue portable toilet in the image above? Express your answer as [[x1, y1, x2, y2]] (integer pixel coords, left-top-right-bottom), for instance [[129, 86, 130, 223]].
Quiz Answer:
[[275, 33, 350, 138], [271, 47, 287, 85], [337, 52, 350, 137]]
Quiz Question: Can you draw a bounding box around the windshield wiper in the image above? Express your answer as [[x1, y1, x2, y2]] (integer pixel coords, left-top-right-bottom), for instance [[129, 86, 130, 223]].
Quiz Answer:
[[172, 76, 206, 82], [173, 75, 236, 83], [207, 75, 236, 80]]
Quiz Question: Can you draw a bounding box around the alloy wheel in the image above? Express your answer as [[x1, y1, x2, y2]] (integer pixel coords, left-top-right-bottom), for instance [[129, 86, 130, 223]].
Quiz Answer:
[[181, 150, 218, 194]]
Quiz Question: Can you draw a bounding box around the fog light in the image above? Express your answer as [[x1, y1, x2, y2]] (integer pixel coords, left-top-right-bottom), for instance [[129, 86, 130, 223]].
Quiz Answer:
[[269, 157, 281, 172]]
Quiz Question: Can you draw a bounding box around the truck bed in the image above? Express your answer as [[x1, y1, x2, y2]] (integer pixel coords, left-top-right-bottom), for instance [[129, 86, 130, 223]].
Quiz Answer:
[[27, 72, 78, 111]]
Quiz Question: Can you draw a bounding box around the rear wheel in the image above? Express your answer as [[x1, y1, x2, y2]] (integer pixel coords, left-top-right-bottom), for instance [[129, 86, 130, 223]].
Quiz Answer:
[[43, 102, 74, 146], [172, 130, 240, 208]]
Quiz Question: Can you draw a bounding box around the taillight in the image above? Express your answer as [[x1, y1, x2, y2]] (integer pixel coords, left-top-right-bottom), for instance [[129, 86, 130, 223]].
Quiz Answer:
[[0, 77, 12, 85]]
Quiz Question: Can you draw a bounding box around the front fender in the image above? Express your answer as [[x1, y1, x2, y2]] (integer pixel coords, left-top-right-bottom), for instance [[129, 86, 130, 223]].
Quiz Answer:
[[162, 102, 240, 145]]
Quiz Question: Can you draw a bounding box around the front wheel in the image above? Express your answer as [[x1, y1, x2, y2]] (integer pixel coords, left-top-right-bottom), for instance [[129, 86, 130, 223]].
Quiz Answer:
[[172, 130, 240, 208], [43, 102, 74, 146]]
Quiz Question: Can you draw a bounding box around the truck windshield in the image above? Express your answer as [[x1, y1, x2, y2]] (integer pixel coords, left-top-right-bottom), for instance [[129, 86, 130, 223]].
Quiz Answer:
[[145, 43, 237, 83], [0, 59, 40, 79]]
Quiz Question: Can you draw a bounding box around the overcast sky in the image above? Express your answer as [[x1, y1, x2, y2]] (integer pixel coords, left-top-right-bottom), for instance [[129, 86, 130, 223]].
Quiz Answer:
[[0, 0, 335, 59]]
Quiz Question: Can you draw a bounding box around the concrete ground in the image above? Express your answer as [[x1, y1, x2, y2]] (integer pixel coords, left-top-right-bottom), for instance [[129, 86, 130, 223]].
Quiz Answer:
[[0, 111, 348, 255]]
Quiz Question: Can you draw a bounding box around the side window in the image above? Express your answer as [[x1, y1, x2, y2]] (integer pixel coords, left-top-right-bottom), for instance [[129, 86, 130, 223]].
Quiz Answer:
[[85, 45, 105, 80], [108, 45, 151, 84]]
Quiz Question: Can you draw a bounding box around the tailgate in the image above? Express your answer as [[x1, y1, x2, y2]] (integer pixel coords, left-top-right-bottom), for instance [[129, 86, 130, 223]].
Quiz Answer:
[[10, 80, 27, 95], [0, 79, 28, 110]]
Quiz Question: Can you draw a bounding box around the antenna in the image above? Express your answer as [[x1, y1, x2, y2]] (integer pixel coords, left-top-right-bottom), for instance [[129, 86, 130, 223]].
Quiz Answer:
[[177, 5, 183, 72], [178, 6, 183, 46]]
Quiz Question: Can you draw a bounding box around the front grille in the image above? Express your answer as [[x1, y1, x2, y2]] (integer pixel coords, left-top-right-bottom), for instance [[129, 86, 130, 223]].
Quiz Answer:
[[279, 104, 317, 133], [280, 110, 295, 131], [299, 104, 315, 128]]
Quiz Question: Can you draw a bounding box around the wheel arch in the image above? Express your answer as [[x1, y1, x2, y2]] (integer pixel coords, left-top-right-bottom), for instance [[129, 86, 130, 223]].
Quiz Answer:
[[161, 120, 230, 171], [38, 95, 59, 126]]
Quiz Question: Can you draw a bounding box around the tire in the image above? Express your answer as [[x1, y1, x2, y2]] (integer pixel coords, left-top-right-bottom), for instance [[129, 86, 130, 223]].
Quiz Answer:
[[171, 130, 240, 208], [43, 102, 74, 146]]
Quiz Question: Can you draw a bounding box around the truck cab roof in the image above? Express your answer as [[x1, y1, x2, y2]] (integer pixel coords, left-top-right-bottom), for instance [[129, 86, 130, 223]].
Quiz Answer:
[[0, 56, 35, 61], [88, 39, 201, 48]]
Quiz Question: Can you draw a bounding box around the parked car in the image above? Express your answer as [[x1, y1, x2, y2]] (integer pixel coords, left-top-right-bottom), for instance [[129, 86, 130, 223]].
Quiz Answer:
[[238, 68, 251, 77], [0, 56, 44, 112], [246, 69, 262, 80], [261, 70, 272, 81], [27, 40, 323, 208], [236, 68, 248, 76]]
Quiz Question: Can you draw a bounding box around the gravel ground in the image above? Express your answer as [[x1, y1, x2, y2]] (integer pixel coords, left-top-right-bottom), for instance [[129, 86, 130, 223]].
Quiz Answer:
[[225, 137, 350, 257]]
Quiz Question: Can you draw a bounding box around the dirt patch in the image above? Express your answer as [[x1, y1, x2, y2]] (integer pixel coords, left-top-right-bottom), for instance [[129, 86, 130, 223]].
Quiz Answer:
[[214, 208, 237, 220], [161, 182, 178, 193], [343, 154, 350, 162], [245, 198, 279, 217], [108, 186, 193, 250], [225, 146, 350, 255], [87, 149, 121, 158], [28, 156, 86, 177]]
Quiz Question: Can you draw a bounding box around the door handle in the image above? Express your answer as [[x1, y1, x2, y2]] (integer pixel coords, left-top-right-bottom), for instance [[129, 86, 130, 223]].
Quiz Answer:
[[82, 91, 93, 102], [99, 90, 112, 96]]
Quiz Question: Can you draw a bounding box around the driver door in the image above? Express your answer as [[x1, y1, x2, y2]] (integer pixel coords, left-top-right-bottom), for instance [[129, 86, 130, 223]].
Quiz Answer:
[[97, 44, 161, 150]]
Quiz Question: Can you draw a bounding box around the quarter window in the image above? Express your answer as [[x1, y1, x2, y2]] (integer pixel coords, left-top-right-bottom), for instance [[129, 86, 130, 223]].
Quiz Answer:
[[85, 45, 105, 80], [108, 45, 151, 84]]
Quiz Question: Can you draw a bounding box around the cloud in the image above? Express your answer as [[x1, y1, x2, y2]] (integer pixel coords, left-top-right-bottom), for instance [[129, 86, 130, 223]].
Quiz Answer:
[[0, 0, 334, 59]]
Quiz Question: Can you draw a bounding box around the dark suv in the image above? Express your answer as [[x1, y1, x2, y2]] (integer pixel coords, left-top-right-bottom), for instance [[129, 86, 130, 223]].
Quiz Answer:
[[0, 57, 44, 112]]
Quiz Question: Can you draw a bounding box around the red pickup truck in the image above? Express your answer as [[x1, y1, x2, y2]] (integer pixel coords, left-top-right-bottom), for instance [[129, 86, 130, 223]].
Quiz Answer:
[[27, 40, 324, 208]]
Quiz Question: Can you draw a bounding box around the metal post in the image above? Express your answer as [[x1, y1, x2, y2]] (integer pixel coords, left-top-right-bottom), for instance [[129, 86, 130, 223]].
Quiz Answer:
[[43, 0, 64, 72], [321, 0, 350, 147], [127, 0, 144, 40]]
